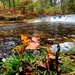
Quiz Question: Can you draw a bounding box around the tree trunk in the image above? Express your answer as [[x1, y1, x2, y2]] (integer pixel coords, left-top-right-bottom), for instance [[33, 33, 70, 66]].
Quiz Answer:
[[2, 0, 5, 10], [54, 0, 56, 5], [12, 0, 15, 13], [61, 0, 63, 9], [8, 0, 11, 9], [50, 0, 52, 6], [22, 7, 25, 14], [54, 0, 56, 15]]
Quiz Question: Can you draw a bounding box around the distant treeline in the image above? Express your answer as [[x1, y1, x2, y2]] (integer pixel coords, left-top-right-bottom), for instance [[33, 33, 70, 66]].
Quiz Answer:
[[0, 0, 75, 18]]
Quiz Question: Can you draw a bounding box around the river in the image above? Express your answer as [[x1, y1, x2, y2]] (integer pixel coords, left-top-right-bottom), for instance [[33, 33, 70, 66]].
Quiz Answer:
[[0, 20, 75, 57]]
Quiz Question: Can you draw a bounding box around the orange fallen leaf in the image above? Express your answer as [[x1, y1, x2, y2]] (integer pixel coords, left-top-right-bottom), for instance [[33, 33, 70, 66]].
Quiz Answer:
[[20, 34, 31, 46], [20, 35, 40, 50], [19, 46, 25, 54]]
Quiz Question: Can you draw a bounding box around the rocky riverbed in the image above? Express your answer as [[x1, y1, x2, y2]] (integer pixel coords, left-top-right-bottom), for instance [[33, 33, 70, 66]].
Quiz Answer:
[[0, 22, 75, 58]]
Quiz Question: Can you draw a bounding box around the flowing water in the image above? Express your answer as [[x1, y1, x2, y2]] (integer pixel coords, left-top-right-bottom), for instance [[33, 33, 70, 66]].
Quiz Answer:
[[32, 14, 75, 23], [0, 15, 75, 57]]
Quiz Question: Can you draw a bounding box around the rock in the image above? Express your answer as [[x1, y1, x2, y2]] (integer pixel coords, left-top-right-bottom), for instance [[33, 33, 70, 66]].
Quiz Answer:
[[0, 16, 5, 20], [6, 16, 24, 21]]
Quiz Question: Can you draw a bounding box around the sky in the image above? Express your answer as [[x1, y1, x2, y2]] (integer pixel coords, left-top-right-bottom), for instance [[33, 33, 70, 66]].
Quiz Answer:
[[32, 0, 61, 3], [32, 0, 37, 2]]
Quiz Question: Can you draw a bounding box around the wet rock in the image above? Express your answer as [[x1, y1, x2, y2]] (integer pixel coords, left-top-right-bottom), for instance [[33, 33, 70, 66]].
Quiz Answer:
[[0, 16, 5, 20], [6, 16, 24, 21]]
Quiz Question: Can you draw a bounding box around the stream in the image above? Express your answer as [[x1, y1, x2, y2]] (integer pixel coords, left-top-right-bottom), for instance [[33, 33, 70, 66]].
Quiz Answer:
[[0, 15, 75, 57]]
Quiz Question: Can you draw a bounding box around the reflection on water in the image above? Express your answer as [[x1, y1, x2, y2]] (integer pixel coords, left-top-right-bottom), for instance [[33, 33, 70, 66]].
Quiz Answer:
[[0, 22, 75, 57]]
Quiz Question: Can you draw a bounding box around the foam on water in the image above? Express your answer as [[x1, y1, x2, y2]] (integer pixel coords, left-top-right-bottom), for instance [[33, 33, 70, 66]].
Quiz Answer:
[[51, 42, 75, 52], [32, 14, 75, 23]]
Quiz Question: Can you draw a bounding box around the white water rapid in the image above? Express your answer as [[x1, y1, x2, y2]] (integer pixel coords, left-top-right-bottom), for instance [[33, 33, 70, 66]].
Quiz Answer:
[[31, 14, 75, 23]]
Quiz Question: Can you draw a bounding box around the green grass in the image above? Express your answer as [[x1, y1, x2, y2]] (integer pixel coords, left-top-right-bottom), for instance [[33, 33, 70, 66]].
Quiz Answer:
[[0, 46, 75, 75]]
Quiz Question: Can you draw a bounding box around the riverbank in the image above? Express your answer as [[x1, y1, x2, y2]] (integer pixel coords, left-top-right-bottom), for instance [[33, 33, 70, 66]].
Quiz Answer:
[[0, 15, 38, 26]]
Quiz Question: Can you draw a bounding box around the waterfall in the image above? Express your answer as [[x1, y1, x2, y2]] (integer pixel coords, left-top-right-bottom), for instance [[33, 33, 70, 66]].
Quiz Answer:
[[31, 14, 75, 23]]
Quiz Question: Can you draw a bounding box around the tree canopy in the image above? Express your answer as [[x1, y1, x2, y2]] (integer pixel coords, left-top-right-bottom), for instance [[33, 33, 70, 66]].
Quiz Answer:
[[0, 0, 75, 18]]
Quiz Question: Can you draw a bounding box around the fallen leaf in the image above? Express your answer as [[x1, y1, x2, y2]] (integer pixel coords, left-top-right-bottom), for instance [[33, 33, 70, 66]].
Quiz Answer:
[[19, 46, 25, 54], [25, 42, 39, 50], [21, 60, 34, 74], [20, 34, 31, 46], [32, 35, 40, 43], [48, 54, 56, 59], [11, 45, 23, 52]]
